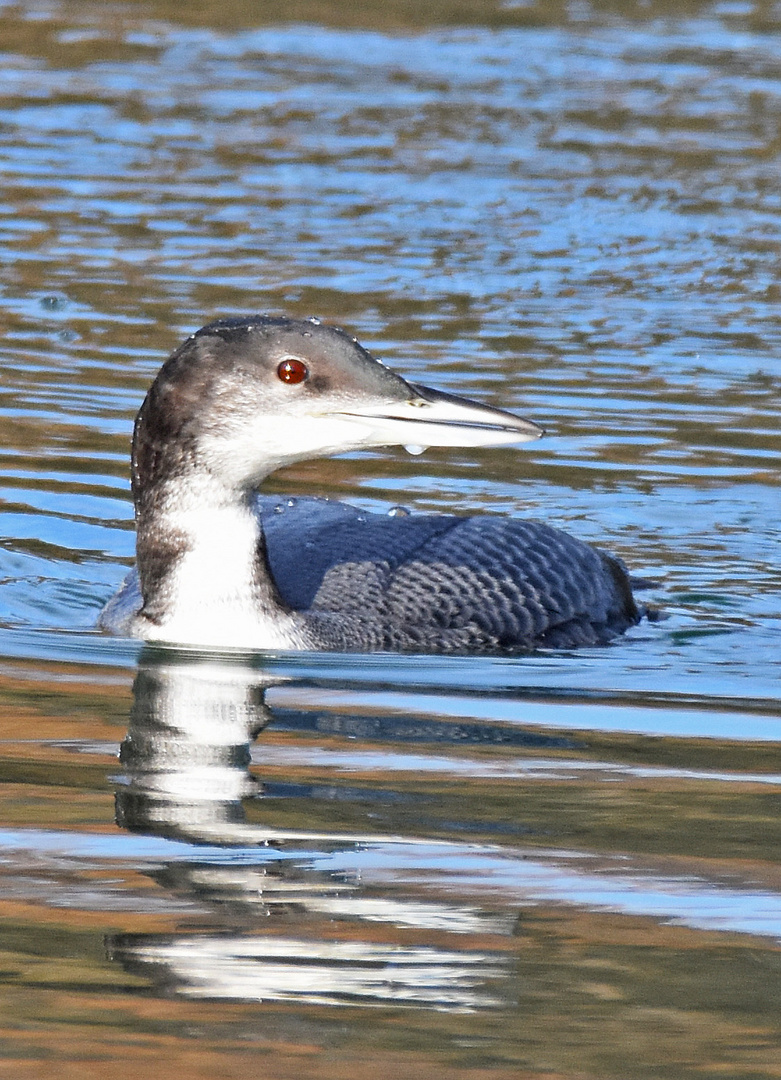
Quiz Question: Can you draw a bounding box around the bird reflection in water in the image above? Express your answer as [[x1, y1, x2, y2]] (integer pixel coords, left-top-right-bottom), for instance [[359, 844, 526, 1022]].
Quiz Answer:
[[115, 655, 272, 845], [108, 652, 510, 1010]]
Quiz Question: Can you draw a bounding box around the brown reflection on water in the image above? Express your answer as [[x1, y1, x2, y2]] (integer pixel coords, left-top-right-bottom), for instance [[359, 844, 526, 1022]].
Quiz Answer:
[[2, 660, 781, 1076], [1, 890, 780, 1079]]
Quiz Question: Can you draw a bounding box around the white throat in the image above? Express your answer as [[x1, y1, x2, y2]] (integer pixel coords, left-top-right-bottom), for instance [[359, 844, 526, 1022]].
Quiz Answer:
[[139, 490, 306, 651]]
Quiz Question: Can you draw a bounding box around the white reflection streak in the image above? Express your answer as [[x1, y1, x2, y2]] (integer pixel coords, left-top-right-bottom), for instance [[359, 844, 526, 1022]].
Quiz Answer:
[[124, 936, 505, 1010]]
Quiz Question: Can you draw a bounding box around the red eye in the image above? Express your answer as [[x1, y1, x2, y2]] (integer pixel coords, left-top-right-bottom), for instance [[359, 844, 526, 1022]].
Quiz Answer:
[[277, 358, 309, 385]]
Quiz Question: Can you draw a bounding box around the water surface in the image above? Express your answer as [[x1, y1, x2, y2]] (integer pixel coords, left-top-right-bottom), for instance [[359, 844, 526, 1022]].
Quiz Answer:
[[0, 1, 779, 1076]]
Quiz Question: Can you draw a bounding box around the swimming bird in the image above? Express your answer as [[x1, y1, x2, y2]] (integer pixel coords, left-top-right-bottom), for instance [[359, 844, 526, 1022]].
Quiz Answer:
[[99, 315, 640, 652]]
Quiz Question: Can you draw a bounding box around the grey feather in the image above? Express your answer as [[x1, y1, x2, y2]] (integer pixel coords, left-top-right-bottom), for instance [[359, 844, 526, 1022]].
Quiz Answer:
[[259, 497, 639, 653]]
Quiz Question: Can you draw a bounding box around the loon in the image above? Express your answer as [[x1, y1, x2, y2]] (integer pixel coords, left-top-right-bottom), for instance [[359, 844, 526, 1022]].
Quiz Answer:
[[98, 315, 640, 652]]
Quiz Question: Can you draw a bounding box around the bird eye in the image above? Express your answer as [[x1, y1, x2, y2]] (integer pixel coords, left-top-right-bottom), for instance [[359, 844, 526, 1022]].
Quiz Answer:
[[277, 358, 309, 385]]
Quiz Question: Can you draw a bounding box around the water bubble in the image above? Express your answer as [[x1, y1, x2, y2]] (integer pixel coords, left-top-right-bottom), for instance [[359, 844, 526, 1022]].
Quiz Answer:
[[404, 444, 426, 456], [306, 316, 321, 325], [387, 505, 410, 517], [40, 295, 66, 311]]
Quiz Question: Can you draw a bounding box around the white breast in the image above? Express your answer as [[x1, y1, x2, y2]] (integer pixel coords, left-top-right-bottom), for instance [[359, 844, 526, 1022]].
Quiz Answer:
[[138, 501, 307, 651]]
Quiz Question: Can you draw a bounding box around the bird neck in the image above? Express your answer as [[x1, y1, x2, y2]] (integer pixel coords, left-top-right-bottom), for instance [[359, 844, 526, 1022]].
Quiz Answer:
[[133, 474, 306, 650]]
